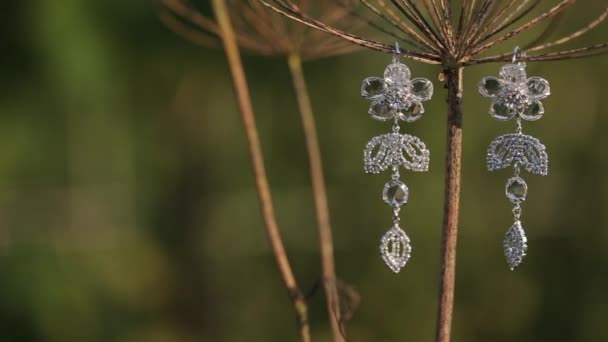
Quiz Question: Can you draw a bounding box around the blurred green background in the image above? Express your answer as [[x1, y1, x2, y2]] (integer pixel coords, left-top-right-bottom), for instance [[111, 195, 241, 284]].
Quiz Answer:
[[1, 1, 607, 341]]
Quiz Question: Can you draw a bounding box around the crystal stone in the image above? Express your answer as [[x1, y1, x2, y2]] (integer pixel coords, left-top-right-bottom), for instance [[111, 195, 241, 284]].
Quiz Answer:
[[498, 84, 528, 109], [521, 100, 544, 121], [385, 86, 409, 110], [383, 180, 409, 207], [490, 101, 516, 121], [384, 63, 411, 86], [411, 78, 433, 101], [499, 64, 527, 82], [368, 99, 394, 121], [361, 77, 386, 99], [479, 77, 502, 97], [505, 176, 527, 203], [398, 101, 424, 122], [526, 77, 551, 98]]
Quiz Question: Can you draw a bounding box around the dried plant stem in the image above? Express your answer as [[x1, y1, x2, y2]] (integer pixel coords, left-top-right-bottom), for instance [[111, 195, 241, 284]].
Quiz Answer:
[[211, 1, 310, 341], [287, 52, 344, 342], [435, 66, 464, 342]]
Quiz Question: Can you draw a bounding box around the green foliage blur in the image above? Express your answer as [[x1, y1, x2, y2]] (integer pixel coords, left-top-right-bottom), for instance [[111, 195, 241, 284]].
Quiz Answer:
[[0, 1, 606, 341]]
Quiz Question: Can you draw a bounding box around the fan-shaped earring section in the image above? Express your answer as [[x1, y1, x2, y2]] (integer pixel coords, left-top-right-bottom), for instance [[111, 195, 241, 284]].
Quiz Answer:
[[364, 133, 430, 174], [487, 133, 548, 176]]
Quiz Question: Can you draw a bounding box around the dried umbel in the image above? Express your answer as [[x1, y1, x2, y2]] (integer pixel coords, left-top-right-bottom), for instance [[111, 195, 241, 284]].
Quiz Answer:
[[254, 1, 606, 342], [160, 0, 363, 60], [259, 0, 608, 65]]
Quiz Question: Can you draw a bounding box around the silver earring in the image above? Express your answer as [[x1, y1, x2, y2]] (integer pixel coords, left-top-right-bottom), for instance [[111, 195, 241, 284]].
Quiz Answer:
[[360, 43, 433, 273], [479, 47, 551, 270]]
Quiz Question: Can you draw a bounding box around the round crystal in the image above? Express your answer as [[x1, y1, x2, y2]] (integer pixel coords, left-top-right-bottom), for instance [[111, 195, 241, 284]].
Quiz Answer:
[[479, 77, 502, 97], [526, 77, 550, 99], [520, 100, 544, 121], [361, 77, 386, 99], [490, 101, 516, 121], [505, 176, 527, 203], [368, 100, 394, 121], [398, 102, 424, 122], [383, 180, 409, 207], [384, 63, 411, 86], [411, 78, 433, 101]]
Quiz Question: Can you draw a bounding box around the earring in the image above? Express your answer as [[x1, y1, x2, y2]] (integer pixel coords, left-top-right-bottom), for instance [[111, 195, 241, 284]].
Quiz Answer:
[[479, 47, 551, 270], [360, 43, 433, 273]]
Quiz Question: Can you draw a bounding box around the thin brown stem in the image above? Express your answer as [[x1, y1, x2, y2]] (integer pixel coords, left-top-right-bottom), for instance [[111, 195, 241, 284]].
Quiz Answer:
[[435, 65, 463, 342], [461, 0, 496, 56], [259, 0, 442, 63], [465, 42, 608, 65], [163, 0, 273, 55], [287, 52, 344, 342], [390, 0, 448, 52], [523, 9, 566, 51], [349, 1, 428, 51], [162, 0, 219, 34], [211, 1, 310, 341], [479, 0, 531, 42], [159, 10, 219, 48], [473, 0, 574, 55], [527, 7, 608, 52], [358, 0, 437, 52], [376, 0, 442, 52]]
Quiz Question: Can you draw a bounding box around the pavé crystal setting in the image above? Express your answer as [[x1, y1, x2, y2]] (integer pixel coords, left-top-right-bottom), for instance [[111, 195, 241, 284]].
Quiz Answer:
[[363, 133, 430, 174], [479, 63, 550, 122], [487, 133, 548, 176], [380, 225, 412, 273], [504, 221, 528, 270], [361, 59, 433, 123], [479, 47, 550, 270], [360, 47, 432, 273]]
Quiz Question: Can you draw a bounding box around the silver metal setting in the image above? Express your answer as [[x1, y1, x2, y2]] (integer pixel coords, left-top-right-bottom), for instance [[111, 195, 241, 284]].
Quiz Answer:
[[504, 220, 528, 270], [361, 49, 432, 273], [363, 133, 430, 174], [380, 224, 412, 273], [361, 44, 433, 123], [479, 47, 550, 270], [487, 133, 548, 176]]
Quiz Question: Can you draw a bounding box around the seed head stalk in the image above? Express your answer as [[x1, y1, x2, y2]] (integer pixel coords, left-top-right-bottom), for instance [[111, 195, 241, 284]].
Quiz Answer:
[[288, 51, 344, 342], [211, 1, 311, 341], [162, 1, 358, 339]]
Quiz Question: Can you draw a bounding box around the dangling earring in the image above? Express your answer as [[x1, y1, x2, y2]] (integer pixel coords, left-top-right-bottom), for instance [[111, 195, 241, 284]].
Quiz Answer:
[[479, 47, 551, 270], [360, 43, 433, 273]]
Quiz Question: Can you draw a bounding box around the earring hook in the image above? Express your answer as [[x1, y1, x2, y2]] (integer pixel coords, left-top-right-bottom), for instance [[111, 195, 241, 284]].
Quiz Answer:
[[512, 46, 527, 65], [392, 42, 401, 63]]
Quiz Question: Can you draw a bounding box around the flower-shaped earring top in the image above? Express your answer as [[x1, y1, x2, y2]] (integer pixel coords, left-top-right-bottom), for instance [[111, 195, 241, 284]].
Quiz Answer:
[[479, 63, 551, 122], [361, 61, 433, 123]]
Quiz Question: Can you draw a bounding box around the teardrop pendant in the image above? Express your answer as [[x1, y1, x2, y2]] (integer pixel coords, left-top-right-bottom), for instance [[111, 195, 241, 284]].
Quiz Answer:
[[503, 220, 528, 270], [380, 224, 412, 273]]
